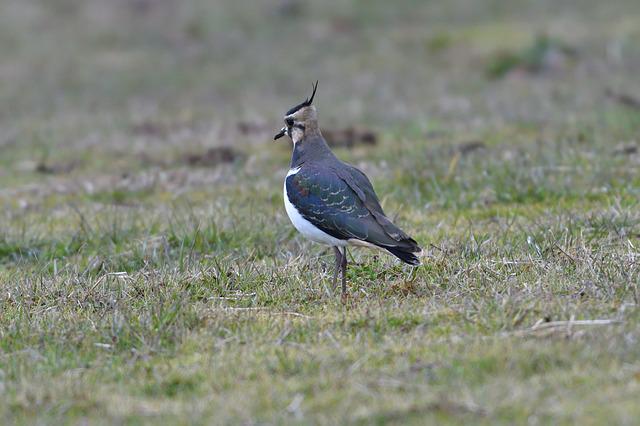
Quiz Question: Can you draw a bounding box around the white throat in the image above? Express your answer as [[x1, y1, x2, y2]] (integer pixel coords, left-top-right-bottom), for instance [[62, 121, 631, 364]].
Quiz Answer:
[[290, 127, 304, 144]]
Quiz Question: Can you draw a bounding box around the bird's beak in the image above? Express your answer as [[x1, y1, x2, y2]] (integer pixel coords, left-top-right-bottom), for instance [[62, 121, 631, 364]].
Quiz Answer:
[[274, 126, 287, 140]]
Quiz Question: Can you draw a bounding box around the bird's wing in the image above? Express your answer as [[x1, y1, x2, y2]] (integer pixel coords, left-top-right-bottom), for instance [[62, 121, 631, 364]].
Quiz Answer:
[[336, 164, 419, 247], [286, 165, 417, 250]]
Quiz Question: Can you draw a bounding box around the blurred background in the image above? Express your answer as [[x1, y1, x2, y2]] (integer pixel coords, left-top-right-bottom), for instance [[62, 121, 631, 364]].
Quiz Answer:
[[1, 0, 639, 177]]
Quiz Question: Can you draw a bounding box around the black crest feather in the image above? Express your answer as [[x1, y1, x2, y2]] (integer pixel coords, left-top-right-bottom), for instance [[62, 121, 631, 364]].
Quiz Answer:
[[286, 81, 319, 115]]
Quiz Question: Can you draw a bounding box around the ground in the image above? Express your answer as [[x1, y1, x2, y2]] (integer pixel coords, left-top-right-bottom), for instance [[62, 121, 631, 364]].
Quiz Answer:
[[1, 0, 639, 424]]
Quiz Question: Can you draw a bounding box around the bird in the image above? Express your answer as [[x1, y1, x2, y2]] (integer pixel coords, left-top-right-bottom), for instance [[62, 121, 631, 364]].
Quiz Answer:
[[274, 81, 421, 297]]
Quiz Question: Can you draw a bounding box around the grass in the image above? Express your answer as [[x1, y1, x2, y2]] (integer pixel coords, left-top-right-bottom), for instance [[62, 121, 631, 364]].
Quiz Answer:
[[1, 0, 640, 424]]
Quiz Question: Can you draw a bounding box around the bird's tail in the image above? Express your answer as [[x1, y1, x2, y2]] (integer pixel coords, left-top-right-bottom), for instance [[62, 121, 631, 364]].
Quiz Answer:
[[385, 244, 421, 266]]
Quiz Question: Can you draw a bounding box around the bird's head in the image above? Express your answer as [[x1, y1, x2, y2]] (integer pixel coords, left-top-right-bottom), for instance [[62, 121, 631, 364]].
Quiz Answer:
[[274, 81, 320, 144]]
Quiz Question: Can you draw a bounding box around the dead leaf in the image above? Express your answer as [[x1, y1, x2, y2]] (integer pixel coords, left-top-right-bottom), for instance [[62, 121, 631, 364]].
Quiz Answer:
[[323, 127, 377, 148], [457, 141, 485, 155], [183, 147, 241, 167], [35, 160, 79, 175], [612, 143, 638, 156], [606, 88, 640, 110]]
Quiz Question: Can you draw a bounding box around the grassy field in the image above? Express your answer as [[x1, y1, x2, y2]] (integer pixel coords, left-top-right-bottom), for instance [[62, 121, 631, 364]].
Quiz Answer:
[[1, 0, 640, 424]]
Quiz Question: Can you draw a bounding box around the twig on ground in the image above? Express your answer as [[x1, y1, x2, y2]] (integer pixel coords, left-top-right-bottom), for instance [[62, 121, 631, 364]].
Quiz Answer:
[[209, 307, 311, 319], [88, 272, 129, 293], [502, 317, 623, 338], [554, 243, 579, 263], [530, 318, 621, 331]]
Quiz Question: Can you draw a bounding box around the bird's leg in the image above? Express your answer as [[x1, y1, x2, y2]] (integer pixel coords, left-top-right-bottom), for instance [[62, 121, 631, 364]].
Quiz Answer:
[[341, 247, 348, 296], [332, 246, 342, 290]]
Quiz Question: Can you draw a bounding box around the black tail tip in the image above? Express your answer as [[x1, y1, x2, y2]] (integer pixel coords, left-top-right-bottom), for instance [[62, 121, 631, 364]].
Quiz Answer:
[[386, 246, 421, 266]]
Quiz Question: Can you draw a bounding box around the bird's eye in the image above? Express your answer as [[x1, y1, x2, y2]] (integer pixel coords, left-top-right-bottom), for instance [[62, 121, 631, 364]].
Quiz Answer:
[[285, 118, 294, 126]]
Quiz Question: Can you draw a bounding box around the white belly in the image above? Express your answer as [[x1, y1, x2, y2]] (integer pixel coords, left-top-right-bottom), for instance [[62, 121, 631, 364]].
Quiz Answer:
[[284, 168, 347, 247]]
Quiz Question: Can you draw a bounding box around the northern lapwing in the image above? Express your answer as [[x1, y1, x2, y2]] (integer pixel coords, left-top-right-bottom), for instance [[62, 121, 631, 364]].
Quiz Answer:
[[274, 82, 421, 296]]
